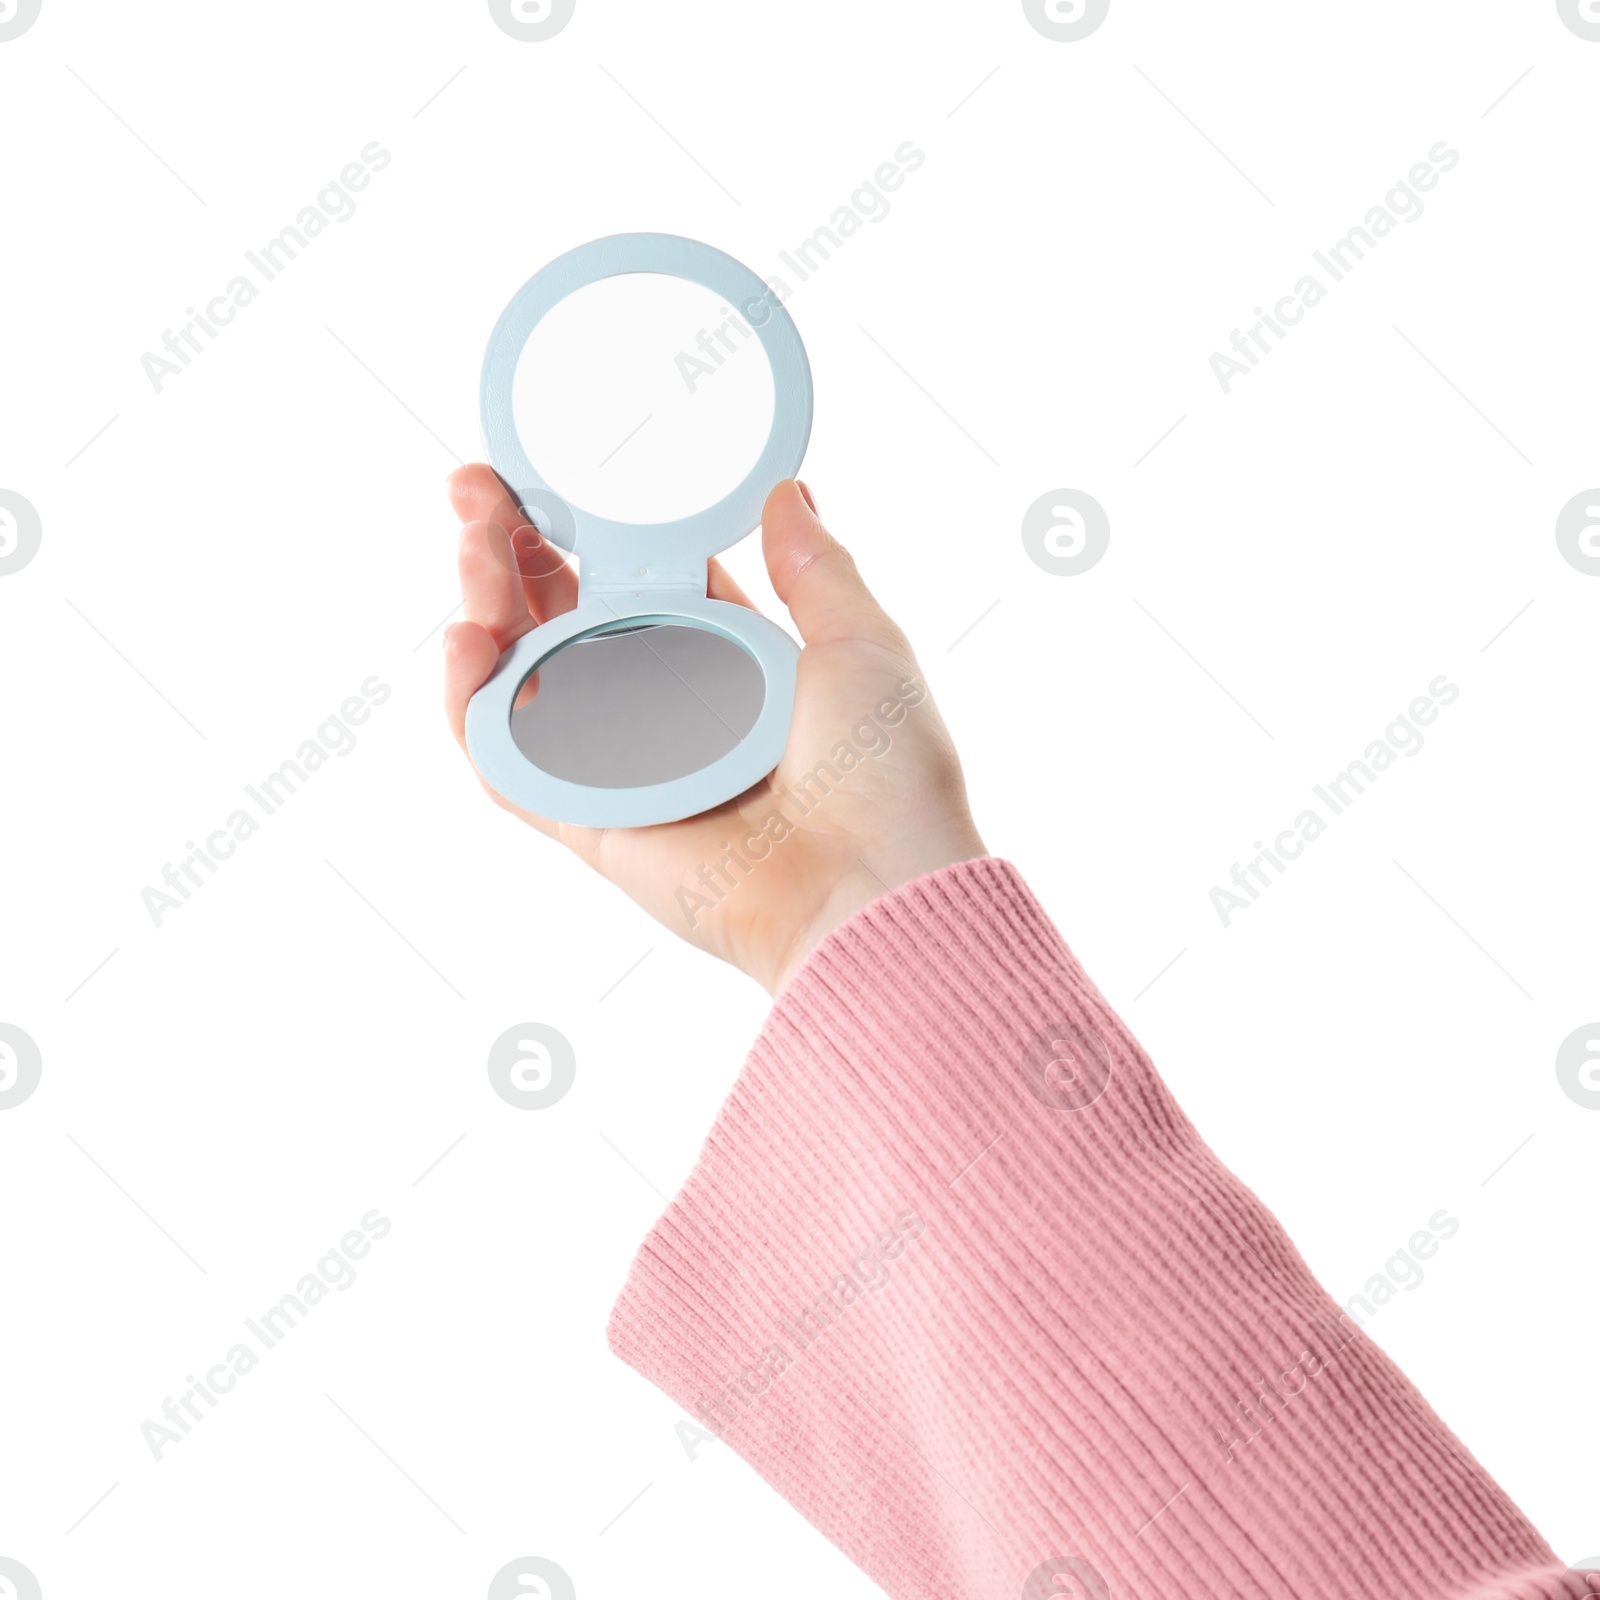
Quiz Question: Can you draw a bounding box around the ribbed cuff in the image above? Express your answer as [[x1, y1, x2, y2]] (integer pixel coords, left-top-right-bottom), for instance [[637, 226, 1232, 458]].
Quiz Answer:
[[608, 858, 1575, 1600]]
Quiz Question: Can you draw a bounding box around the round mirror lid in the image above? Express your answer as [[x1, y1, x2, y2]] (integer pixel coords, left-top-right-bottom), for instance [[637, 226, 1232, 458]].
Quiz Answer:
[[480, 232, 814, 574]]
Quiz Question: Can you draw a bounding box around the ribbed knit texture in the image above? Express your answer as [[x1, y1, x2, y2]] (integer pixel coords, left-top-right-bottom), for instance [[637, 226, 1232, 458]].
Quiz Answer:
[[608, 858, 1587, 1600]]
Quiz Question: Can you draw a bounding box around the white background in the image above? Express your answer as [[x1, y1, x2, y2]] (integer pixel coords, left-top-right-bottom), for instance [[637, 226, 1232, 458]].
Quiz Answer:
[[1, 1, 1596, 1595]]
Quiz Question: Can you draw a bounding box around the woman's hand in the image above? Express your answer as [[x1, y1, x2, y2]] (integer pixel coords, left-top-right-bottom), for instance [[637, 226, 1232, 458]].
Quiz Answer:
[[442, 466, 987, 996]]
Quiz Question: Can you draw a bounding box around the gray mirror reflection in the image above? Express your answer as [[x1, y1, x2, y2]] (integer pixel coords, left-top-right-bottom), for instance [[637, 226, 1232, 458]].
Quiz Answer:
[[510, 621, 765, 790]]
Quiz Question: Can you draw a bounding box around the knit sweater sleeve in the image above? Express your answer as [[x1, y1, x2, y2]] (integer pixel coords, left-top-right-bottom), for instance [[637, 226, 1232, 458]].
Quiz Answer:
[[606, 858, 1584, 1600]]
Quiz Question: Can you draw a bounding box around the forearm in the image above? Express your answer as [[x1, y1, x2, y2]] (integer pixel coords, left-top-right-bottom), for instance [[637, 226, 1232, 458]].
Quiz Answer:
[[608, 858, 1577, 1600]]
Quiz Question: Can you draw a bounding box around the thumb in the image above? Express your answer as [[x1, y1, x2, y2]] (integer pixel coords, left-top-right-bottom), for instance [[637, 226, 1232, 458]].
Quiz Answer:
[[761, 479, 901, 648]]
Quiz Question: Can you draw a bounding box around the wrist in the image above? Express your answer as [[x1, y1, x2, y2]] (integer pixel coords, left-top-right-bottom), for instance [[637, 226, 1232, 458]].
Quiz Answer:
[[765, 824, 989, 996]]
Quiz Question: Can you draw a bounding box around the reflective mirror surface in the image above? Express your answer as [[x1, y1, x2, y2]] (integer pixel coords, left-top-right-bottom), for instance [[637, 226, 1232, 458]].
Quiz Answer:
[[513, 272, 776, 528], [509, 622, 767, 791]]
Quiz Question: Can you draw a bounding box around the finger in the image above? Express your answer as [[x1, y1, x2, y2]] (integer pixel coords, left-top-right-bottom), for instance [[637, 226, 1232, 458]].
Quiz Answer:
[[761, 479, 902, 648], [504, 522, 580, 625], [448, 463, 579, 621], [447, 462, 538, 540], [459, 520, 537, 646], [456, 527, 540, 709], [443, 621, 562, 840], [442, 620, 500, 747], [707, 555, 758, 610]]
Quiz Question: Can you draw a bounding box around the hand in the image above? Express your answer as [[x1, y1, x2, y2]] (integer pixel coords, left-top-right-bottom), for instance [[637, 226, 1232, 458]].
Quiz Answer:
[[442, 467, 988, 996]]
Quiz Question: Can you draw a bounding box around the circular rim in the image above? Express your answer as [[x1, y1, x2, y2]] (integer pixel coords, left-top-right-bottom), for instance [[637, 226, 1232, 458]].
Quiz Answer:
[[464, 596, 799, 828], [480, 232, 813, 567]]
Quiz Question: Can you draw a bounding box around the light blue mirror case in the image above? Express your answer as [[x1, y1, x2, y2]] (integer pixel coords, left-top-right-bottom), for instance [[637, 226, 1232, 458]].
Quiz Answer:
[[466, 233, 814, 828]]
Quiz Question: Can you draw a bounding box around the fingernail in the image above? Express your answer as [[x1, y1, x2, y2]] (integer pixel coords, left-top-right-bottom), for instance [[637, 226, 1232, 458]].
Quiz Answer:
[[797, 479, 818, 514]]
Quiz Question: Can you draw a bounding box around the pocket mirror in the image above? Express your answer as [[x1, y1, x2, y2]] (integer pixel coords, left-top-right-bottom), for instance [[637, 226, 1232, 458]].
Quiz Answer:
[[466, 233, 813, 828]]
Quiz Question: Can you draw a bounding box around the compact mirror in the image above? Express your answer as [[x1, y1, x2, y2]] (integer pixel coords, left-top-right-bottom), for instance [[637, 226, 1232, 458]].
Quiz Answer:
[[466, 234, 813, 829]]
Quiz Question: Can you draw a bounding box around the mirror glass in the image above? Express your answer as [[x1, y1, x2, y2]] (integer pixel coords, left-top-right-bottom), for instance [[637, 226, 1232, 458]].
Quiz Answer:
[[510, 622, 766, 789], [513, 272, 776, 528]]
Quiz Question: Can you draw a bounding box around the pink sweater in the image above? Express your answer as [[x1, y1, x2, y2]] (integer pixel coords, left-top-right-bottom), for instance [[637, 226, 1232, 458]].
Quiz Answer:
[[608, 859, 1586, 1599]]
